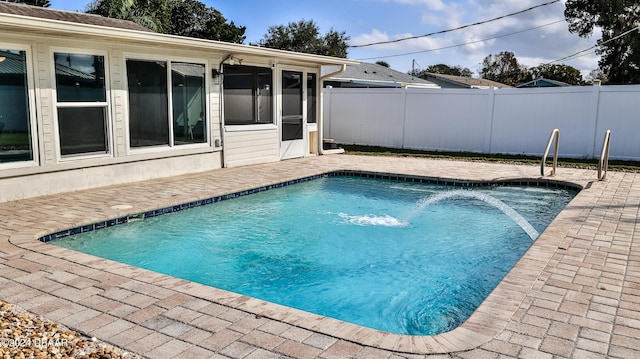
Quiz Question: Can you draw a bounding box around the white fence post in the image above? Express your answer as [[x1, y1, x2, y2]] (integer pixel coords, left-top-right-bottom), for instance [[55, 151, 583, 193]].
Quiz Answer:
[[324, 88, 332, 139], [590, 84, 602, 159], [484, 87, 496, 154], [401, 87, 407, 149]]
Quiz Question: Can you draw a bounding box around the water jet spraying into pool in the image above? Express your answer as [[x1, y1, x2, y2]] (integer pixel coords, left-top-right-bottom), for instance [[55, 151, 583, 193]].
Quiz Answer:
[[338, 213, 408, 227], [405, 190, 540, 240]]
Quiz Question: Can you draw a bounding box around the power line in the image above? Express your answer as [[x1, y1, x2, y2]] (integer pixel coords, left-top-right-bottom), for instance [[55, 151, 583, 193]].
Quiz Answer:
[[349, 0, 561, 48], [547, 26, 640, 64], [355, 20, 565, 61]]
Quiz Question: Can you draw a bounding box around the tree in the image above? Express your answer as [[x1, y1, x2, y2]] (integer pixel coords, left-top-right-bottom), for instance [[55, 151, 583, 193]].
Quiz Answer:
[[586, 68, 608, 84], [168, 0, 245, 43], [528, 64, 584, 85], [254, 19, 349, 58], [86, 0, 169, 32], [423, 64, 473, 77], [5, 0, 50, 6], [565, 0, 640, 84], [86, 0, 245, 43], [480, 51, 528, 86]]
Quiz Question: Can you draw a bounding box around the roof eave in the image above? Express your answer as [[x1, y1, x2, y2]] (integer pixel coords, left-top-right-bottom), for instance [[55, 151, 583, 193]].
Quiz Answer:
[[330, 78, 403, 86], [0, 12, 358, 67], [427, 75, 471, 88]]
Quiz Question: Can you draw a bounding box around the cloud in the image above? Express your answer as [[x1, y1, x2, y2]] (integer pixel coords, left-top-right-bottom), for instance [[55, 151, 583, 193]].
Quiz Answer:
[[351, 28, 455, 52], [392, 0, 448, 11], [350, 29, 391, 47], [351, 0, 600, 76], [518, 55, 555, 68]]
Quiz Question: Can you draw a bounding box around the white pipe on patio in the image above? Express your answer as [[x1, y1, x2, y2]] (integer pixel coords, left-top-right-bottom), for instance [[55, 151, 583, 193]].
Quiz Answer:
[[318, 64, 347, 155]]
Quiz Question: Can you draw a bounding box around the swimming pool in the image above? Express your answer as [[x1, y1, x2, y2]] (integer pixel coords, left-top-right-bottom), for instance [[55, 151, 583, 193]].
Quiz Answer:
[[51, 174, 576, 335]]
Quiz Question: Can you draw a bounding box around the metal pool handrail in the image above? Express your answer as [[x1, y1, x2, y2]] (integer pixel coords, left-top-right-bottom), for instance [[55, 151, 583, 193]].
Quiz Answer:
[[598, 130, 611, 181], [541, 128, 560, 177]]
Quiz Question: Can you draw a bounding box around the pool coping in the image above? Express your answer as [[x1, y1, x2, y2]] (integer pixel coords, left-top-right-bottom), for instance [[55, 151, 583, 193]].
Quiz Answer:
[[6, 166, 586, 355]]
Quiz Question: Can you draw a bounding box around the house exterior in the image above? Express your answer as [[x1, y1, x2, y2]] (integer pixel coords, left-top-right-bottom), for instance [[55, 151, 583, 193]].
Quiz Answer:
[[420, 72, 511, 89], [516, 77, 570, 88], [322, 62, 439, 88], [0, 3, 355, 202]]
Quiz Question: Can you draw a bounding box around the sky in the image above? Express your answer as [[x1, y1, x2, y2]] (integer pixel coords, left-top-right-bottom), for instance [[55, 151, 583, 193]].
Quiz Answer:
[[48, 0, 601, 79]]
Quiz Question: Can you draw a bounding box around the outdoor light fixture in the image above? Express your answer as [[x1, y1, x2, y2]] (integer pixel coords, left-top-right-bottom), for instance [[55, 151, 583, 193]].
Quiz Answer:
[[221, 54, 243, 66], [214, 54, 243, 84]]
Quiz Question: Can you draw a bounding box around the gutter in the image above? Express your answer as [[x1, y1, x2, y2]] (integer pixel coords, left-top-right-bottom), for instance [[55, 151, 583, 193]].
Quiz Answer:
[[318, 64, 347, 155], [217, 55, 231, 167]]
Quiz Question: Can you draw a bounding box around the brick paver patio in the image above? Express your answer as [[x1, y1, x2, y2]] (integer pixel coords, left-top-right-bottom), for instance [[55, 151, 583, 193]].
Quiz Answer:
[[1, 154, 638, 358]]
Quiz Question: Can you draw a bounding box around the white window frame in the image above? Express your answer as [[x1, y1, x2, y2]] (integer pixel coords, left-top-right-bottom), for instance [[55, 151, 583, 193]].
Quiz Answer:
[[51, 48, 112, 162], [276, 65, 319, 153], [0, 42, 39, 170], [124, 53, 211, 155]]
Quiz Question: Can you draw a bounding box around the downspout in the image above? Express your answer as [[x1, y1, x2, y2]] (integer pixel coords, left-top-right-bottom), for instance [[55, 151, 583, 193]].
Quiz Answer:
[[318, 64, 347, 155], [217, 55, 232, 167]]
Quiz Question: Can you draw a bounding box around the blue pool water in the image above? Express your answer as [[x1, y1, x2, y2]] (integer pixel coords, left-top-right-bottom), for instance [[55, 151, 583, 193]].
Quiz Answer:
[[52, 176, 576, 335]]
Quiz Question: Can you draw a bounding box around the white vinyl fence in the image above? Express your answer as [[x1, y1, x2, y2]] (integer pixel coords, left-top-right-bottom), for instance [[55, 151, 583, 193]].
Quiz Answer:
[[323, 85, 640, 161]]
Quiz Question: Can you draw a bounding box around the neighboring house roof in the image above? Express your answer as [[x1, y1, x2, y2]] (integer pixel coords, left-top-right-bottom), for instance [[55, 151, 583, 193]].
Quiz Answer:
[[0, 2, 153, 32], [0, 50, 25, 75], [54, 63, 97, 82], [516, 77, 570, 88], [322, 62, 439, 88], [172, 62, 205, 78], [421, 72, 512, 89]]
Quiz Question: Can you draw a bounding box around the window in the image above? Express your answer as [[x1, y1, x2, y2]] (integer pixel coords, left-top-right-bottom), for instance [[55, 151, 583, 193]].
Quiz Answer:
[[127, 60, 169, 148], [54, 52, 109, 157], [172, 62, 206, 144], [307, 73, 317, 124], [127, 59, 207, 148], [223, 65, 273, 125], [0, 49, 34, 164]]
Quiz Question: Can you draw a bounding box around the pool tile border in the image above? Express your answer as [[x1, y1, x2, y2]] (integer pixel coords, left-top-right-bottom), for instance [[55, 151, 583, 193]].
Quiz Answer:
[[38, 170, 581, 244], [37, 173, 326, 243]]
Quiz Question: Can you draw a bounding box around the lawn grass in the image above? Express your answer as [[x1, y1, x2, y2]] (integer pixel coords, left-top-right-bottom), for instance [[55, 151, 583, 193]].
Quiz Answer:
[[341, 144, 640, 172], [0, 132, 30, 147]]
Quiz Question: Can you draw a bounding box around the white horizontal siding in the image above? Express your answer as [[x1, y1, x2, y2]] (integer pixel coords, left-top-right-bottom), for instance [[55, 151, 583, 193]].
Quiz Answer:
[[223, 129, 279, 167]]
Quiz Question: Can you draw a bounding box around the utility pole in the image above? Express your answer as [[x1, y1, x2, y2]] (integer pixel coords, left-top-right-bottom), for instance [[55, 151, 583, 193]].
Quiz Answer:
[[411, 59, 415, 80]]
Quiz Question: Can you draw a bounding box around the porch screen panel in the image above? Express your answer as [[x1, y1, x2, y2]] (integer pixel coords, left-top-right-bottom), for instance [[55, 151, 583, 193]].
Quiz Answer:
[[54, 53, 108, 156], [0, 49, 33, 163], [307, 73, 317, 124], [282, 70, 303, 141], [223, 65, 272, 125], [257, 72, 272, 124], [127, 59, 169, 147]]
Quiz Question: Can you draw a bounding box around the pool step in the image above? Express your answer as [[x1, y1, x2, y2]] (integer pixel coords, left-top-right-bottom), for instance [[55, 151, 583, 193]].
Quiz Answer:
[[323, 138, 340, 150]]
